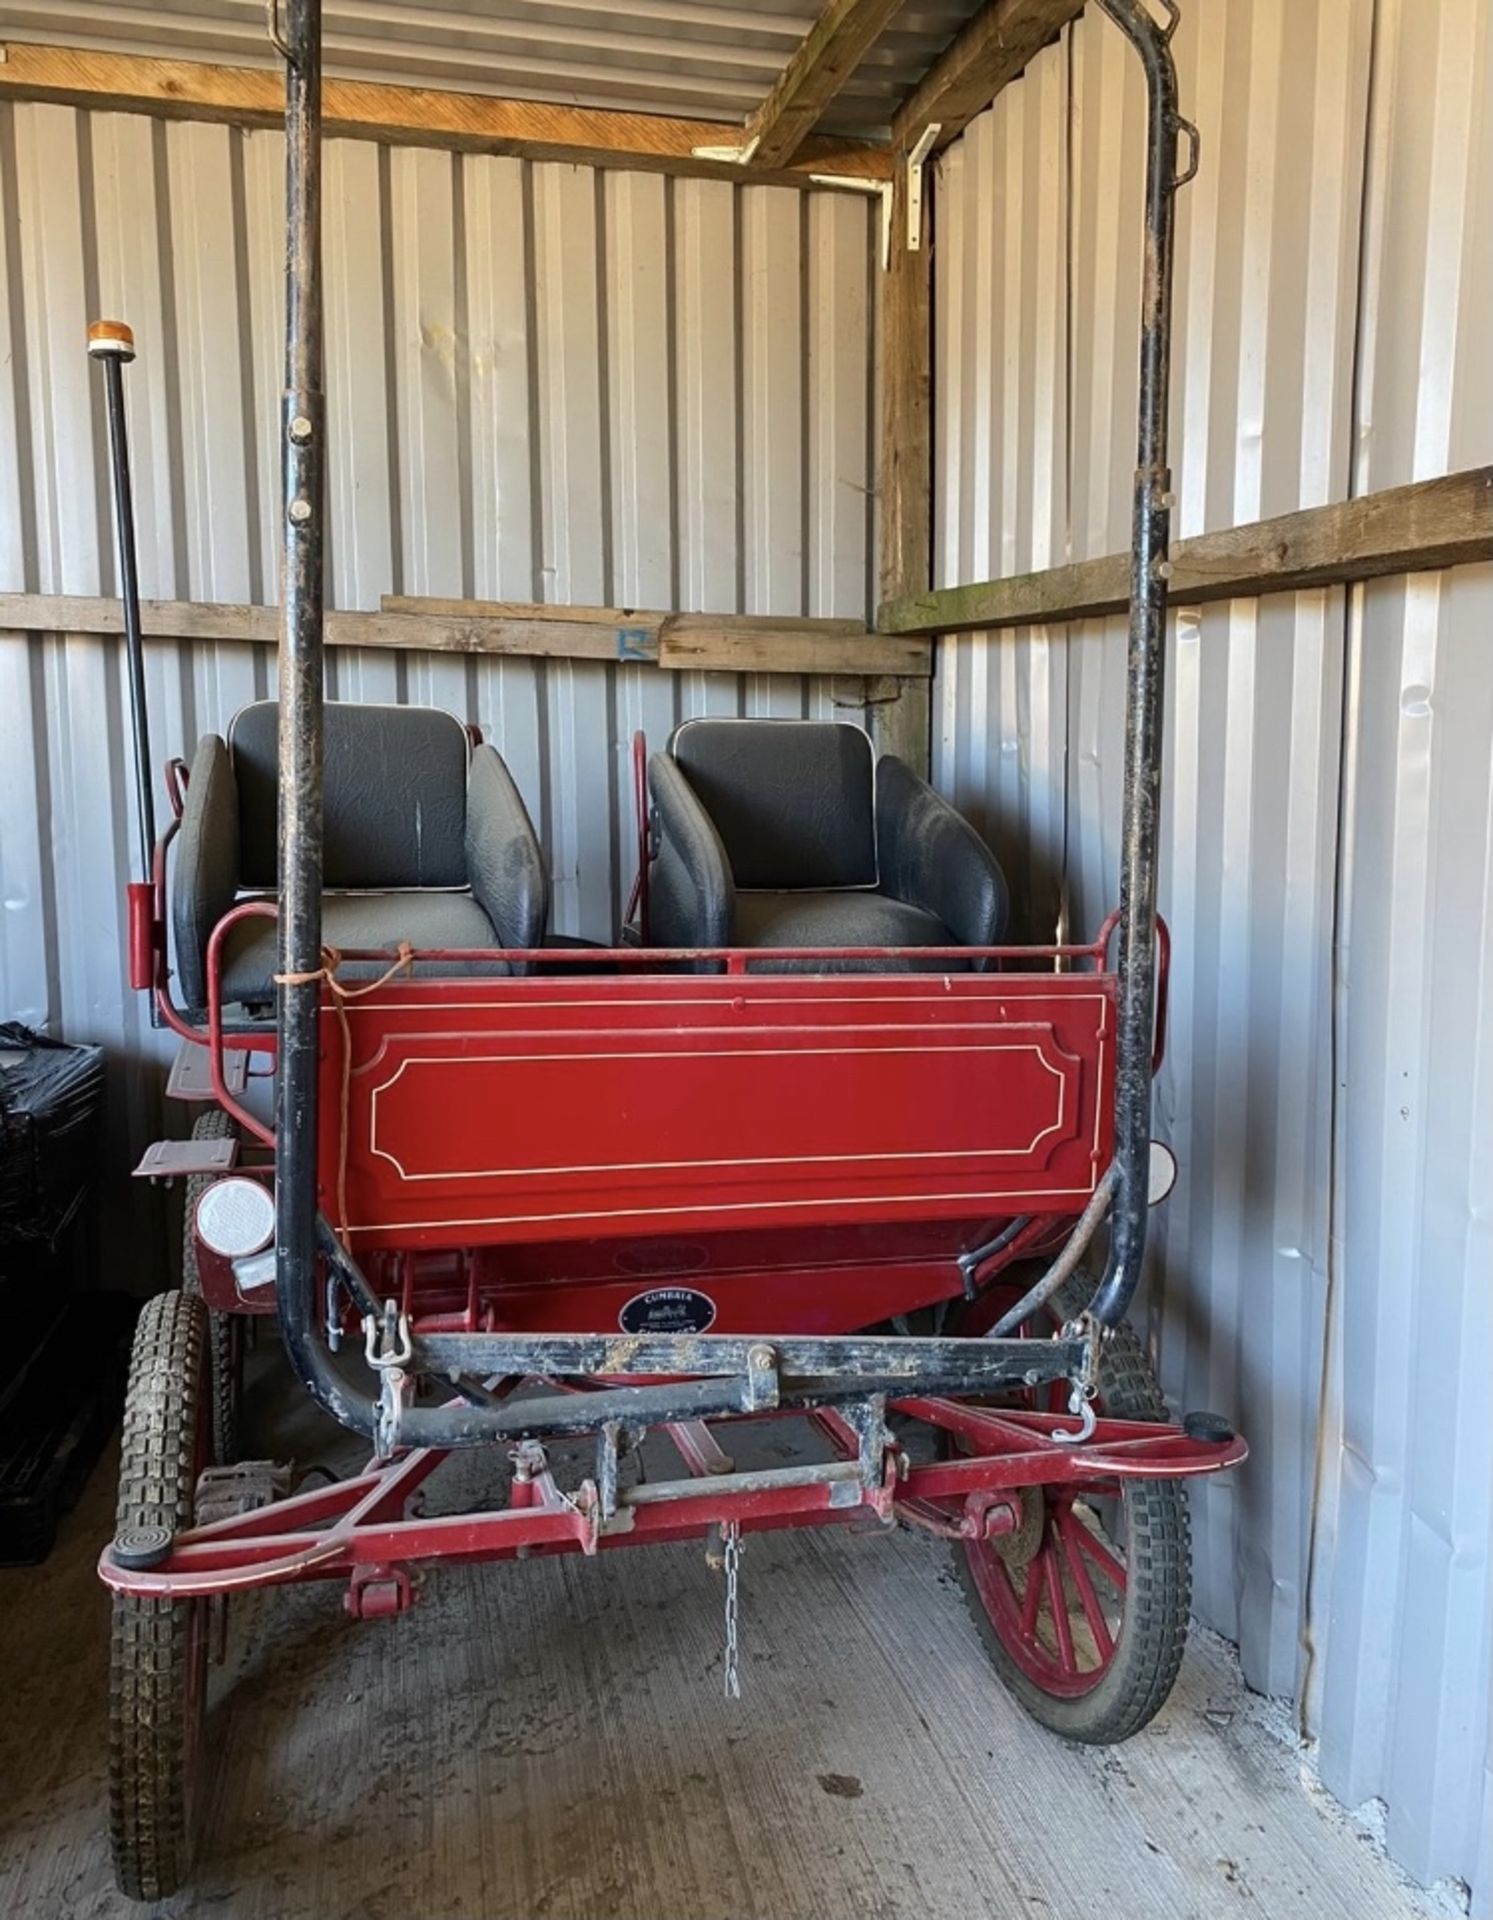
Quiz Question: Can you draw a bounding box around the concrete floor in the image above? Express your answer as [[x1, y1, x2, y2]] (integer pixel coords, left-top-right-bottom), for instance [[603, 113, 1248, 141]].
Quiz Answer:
[[0, 1346, 1447, 1920]]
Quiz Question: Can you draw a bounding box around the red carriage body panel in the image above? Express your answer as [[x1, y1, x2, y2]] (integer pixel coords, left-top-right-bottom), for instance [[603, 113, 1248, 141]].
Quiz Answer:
[[318, 969, 1117, 1262]]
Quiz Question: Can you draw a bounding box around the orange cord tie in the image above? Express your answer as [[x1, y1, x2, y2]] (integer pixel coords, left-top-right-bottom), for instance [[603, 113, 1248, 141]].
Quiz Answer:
[[272, 940, 416, 998], [272, 942, 417, 1245]]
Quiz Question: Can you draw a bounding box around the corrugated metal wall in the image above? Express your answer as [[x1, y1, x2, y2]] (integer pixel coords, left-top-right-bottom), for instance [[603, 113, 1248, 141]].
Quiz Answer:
[[1312, 0, 1492, 1895], [0, 0, 987, 138], [933, 0, 1491, 1902], [0, 100, 880, 1275]]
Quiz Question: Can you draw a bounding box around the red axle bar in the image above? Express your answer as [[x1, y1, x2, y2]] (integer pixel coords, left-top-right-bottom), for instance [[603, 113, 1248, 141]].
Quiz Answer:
[[101, 1404, 1245, 1602]]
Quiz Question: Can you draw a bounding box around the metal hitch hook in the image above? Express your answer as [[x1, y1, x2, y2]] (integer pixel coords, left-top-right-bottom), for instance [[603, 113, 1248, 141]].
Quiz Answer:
[[1053, 1388, 1099, 1446], [363, 1306, 414, 1372], [1051, 1315, 1103, 1443]]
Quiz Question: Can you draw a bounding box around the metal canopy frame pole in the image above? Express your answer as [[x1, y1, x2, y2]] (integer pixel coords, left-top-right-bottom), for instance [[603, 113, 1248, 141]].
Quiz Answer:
[[271, 0, 375, 1432], [1089, 0, 1192, 1326]]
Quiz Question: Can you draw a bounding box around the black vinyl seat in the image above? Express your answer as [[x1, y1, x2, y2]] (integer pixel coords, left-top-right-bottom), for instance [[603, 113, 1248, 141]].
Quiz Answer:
[[645, 718, 1008, 970], [172, 701, 548, 1015]]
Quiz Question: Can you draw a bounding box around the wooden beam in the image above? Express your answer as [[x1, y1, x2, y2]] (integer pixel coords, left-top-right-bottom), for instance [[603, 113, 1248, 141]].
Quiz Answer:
[[877, 467, 1493, 635], [384, 595, 930, 676], [869, 152, 935, 775], [891, 0, 1085, 152], [0, 593, 930, 678], [744, 0, 904, 170], [383, 594, 864, 638], [0, 43, 890, 187], [656, 627, 927, 677]]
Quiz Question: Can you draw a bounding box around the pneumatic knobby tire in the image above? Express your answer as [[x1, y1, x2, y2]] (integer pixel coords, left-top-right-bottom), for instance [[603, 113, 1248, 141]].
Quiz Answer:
[[953, 1275, 1192, 1744], [180, 1107, 244, 1465], [109, 1289, 210, 1903]]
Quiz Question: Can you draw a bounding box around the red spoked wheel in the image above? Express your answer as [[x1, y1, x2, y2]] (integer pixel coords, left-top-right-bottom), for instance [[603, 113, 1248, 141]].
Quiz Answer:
[[952, 1274, 1191, 1743]]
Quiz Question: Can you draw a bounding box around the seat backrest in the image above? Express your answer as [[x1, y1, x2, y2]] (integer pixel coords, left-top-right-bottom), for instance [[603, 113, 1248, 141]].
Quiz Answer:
[[671, 719, 877, 890], [229, 701, 470, 890]]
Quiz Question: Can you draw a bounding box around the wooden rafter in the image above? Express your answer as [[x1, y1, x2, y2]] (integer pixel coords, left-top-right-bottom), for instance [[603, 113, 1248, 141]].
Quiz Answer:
[[0, 42, 890, 187], [744, 0, 904, 170], [891, 0, 1086, 151], [877, 468, 1493, 635]]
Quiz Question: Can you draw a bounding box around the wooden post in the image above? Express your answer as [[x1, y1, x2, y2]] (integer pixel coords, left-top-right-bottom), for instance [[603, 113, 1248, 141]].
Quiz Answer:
[[870, 153, 934, 776]]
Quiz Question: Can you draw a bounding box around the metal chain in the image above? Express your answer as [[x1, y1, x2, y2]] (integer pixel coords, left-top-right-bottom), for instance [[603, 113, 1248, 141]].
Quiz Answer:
[[722, 1521, 742, 1700]]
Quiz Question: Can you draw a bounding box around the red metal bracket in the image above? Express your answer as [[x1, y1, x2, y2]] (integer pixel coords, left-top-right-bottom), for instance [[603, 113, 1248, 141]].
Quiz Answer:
[[345, 1563, 414, 1619], [206, 901, 278, 1148]]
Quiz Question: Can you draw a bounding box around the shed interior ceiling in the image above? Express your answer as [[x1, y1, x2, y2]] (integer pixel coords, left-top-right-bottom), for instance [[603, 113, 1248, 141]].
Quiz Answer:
[[0, 0, 988, 136]]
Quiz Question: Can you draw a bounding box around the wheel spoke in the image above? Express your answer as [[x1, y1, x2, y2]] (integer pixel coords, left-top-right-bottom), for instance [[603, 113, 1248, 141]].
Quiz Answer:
[[1069, 1509, 1127, 1591], [1058, 1509, 1114, 1663], [1019, 1549, 1044, 1637], [1041, 1529, 1078, 1674]]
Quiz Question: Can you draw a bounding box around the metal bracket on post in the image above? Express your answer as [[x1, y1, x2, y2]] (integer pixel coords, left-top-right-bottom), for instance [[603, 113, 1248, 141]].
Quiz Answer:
[[904, 123, 941, 252], [742, 1343, 779, 1413], [838, 1393, 894, 1519], [690, 136, 762, 167], [808, 174, 895, 271]]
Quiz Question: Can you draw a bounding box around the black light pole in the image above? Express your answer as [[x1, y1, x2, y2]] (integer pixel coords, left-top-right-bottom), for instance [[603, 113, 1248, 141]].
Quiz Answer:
[[90, 319, 164, 1027], [90, 323, 158, 885]]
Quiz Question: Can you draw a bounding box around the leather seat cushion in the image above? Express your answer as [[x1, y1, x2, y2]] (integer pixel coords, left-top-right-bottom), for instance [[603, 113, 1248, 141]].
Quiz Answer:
[[230, 701, 471, 891], [672, 719, 877, 890], [731, 890, 962, 972], [219, 891, 508, 1007]]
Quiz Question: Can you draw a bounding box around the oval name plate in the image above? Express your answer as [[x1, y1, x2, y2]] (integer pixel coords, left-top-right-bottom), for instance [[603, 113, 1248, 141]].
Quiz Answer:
[[618, 1286, 718, 1336]]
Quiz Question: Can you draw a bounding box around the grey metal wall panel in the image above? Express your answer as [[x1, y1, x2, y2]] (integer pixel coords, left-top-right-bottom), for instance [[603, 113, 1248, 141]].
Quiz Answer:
[[931, 44, 1069, 942], [932, 0, 1490, 1901], [1311, 0, 1493, 1895], [0, 101, 878, 1280], [1061, 0, 1368, 1701]]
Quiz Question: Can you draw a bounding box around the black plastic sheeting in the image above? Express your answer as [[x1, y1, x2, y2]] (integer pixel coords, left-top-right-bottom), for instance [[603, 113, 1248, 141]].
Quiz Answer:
[[0, 1023, 105, 1252]]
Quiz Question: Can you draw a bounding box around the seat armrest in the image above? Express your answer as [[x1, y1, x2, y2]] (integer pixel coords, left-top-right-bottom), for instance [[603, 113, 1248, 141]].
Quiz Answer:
[[172, 735, 240, 1011], [648, 753, 735, 950], [466, 745, 548, 951], [875, 757, 1009, 949]]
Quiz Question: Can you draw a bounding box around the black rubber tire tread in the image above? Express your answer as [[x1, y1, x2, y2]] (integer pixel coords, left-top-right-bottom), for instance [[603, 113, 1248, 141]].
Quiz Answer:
[[109, 1289, 210, 1903], [953, 1273, 1192, 1745], [180, 1107, 243, 1466]]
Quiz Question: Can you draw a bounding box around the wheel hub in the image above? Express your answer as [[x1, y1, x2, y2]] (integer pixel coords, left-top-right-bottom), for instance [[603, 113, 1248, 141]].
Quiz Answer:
[[991, 1487, 1045, 1569]]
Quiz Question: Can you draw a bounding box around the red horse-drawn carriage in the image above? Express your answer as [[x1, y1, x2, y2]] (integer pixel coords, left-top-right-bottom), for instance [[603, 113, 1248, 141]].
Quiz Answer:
[[91, 0, 1238, 1900]]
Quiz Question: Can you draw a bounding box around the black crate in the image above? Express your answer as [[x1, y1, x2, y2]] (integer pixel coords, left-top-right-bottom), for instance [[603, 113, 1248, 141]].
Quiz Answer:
[[0, 1291, 138, 1565], [0, 1023, 106, 1259]]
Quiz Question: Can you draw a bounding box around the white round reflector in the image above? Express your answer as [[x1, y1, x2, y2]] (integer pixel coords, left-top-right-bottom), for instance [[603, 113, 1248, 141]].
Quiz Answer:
[[197, 1177, 276, 1259], [1148, 1140, 1178, 1206]]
